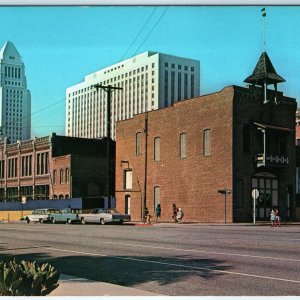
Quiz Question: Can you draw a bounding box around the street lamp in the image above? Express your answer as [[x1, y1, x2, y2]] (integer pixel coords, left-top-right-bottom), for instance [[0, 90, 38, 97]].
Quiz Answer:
[[218, 188, 232, 224], [93, 84, 123, 208]]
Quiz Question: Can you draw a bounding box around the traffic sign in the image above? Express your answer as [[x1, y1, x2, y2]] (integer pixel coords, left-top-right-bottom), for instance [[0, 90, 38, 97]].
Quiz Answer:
[[252, 189, 259, 200]]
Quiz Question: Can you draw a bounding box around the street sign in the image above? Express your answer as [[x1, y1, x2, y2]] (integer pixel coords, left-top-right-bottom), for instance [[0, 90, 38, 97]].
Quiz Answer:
[[251, 189, 259, 225], [251, 189, 259, 200], [21, 196, 26, 205]]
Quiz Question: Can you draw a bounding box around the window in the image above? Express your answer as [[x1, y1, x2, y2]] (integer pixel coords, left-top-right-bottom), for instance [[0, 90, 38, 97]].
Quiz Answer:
[[65, 168, 70, 183], [60, 169, 64, 184], [124, 169, 133, 190], [154, 137, 160, 161], [203, 129, 211, 156], [53, 170, 57, 185], [171, 71, 175, 104], [154, 186, 160, 211], [136, 132, 142, 155], [180, 133, 187, 158]]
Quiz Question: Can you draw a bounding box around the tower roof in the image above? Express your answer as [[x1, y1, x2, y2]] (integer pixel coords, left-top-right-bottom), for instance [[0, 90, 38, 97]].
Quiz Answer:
[[244, 51, 285, 85], [0, 41, 22, 61]]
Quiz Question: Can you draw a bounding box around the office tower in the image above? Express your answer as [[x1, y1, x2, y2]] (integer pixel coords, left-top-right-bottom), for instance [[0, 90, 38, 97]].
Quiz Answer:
[[66, 51, 200, 140], [0, 41, 31, 143]]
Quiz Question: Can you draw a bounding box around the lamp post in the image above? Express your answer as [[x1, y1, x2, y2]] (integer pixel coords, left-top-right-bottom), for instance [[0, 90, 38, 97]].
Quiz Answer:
[[94, 84, 122, 208], [218, 188, 232, 224]]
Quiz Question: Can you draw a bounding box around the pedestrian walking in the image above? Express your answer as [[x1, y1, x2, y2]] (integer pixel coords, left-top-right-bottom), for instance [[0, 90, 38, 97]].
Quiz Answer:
[[155, 204, 161, 223], [275, 209, 281, 227], [270, 209, 276, 227], [177, 208, 184, 224], [172, 204, 179, 223], [144, 207, 149, 224]]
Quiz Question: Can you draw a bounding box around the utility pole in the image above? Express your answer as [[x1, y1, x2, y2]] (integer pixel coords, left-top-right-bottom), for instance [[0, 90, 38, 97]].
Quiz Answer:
[[94, 84, 123, 208]]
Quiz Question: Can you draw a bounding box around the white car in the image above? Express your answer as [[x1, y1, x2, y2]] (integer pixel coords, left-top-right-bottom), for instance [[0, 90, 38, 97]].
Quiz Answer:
[[79, 208, 131, 225], [23, 208, 53, 223]]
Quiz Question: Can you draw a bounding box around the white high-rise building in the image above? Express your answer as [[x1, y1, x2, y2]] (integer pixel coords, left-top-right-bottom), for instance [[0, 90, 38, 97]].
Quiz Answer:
[[0, 41, 31, 143], [66, 51, 200, 140]]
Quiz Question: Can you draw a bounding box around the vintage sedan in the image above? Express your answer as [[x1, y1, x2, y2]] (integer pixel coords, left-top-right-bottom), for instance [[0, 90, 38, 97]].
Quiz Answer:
[[23, 208, 53, 223], [47, 208, 82, 224], [78, 208, 131, 225]]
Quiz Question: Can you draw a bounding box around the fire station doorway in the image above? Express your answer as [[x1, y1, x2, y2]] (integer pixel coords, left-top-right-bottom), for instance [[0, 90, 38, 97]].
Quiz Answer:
[[252, 172, 278, 220], [125, 194, 131, 215]]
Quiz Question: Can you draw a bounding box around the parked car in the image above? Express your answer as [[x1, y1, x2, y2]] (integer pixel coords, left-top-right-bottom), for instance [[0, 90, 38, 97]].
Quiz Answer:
[[79, 208, 131, 225], [23, 208, 54, 223], [47, 208, 82, 224]]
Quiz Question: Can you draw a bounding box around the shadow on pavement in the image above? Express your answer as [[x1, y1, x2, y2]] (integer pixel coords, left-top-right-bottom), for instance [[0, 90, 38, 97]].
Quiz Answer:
[[0, 248, 232, 290]]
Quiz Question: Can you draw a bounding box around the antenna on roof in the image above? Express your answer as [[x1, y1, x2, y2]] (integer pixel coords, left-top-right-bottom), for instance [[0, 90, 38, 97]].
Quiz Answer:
[[261, 7, 267, 52]]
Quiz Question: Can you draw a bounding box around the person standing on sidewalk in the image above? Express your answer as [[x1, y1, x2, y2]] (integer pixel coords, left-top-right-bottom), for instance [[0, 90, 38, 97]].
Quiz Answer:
[[270, 209, 276, 227], [155, 204, 161, 223], [172, 204, 179, 223], [275, 209, 281, 227], [177, 208, 184, 224], [144, 207, 149, 224]]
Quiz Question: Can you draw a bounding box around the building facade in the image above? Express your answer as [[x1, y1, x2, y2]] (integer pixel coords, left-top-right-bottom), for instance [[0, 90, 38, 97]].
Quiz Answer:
[[65, 51, 200, 140], [115, 52, 297, 223], [0, 133, 115, 203], [0, 41, 31, 143]]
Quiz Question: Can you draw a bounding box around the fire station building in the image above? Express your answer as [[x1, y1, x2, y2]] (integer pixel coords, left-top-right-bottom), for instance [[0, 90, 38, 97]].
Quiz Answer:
[[115, 52, 297, 223]]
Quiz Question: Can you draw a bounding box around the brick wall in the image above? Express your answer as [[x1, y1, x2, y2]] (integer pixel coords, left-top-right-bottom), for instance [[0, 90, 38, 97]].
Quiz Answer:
[[116, 87, 234, 223]]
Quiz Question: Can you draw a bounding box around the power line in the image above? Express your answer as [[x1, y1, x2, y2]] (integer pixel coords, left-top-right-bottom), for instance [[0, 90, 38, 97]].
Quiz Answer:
[[133, 7, 169, 56], [120, 7, 158, 61]]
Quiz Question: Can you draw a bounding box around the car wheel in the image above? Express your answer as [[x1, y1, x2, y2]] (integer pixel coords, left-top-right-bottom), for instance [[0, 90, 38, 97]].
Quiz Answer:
[[67, 218, 72, 224], [119, 220, 124, 225], [26, 218, 30, 224], [51, 218, 56, 224], [100, 218, 105, 225], [39, 219, 44, 224], [81, 218, 86, 225]]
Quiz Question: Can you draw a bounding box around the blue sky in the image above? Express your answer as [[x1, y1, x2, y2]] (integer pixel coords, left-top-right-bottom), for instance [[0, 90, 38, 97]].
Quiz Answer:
[[0, 6, 300, 137]]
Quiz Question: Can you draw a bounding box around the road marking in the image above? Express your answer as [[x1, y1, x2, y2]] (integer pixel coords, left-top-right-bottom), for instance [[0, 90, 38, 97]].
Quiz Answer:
[[45, 246, 300, 284], [102, 241, 300, 263]]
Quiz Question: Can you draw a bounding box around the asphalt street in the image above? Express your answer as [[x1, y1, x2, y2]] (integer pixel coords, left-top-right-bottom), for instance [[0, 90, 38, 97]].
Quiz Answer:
[[0, 222, 299, 296]]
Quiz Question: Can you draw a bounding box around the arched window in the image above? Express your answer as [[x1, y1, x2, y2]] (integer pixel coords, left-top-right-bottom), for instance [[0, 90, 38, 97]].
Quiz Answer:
[[52, 194, 57, 199], [136, 132, 142, 155], [180, 133, 187, 158], [65, 194, 69, 199], [154, 137, 160, 161], [60, 169, 64, 184], [203, 129, 211, 156], [154, 186, 160, 211], [59, 194, 64, 199], [65, 168, 70, 184], [53, 170, 57, 185]]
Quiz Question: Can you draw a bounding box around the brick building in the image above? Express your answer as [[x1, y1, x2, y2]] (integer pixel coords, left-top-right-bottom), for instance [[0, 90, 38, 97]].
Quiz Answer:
[[0, 133, 115, 204], [115, 51, 297, 223]]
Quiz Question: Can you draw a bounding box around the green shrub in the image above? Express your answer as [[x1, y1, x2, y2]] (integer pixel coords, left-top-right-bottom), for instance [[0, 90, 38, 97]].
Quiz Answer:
[[0, 259, 60, 296]]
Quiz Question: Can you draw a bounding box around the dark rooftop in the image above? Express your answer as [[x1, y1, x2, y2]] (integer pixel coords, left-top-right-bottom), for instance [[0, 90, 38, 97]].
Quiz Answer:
[[244, 51, 285, 85]]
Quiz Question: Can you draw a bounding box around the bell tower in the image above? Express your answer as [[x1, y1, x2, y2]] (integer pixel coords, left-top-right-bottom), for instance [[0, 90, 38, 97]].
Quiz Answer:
[[244, 8, 285, 104]]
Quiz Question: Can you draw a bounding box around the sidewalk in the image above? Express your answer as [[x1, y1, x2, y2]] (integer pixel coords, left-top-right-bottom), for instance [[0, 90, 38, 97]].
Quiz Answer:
[[50, 274, 162, 296]]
